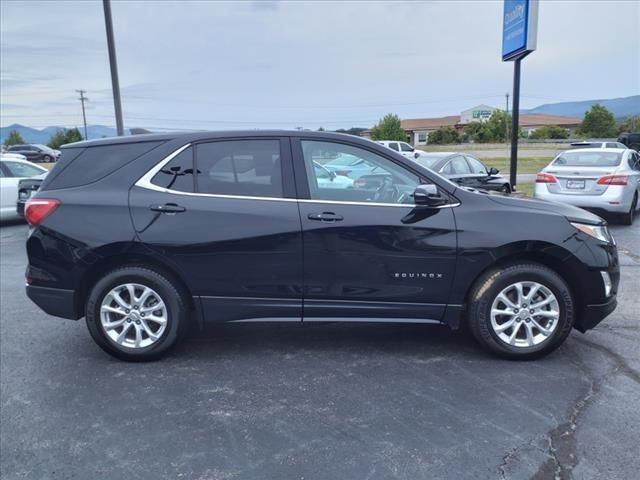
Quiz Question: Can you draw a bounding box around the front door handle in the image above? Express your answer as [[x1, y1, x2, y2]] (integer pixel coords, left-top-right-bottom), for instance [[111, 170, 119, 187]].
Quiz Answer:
[[150, 203, 186, 214], [307, 212, 344, 222]]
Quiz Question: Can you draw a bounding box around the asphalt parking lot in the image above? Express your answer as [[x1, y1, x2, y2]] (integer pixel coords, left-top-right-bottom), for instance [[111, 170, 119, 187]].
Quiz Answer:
[[1, 220, 638, 480]]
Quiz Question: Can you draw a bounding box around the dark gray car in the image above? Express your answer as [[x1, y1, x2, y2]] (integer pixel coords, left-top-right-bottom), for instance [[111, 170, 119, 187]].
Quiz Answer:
[[413, 152, 512, 193]]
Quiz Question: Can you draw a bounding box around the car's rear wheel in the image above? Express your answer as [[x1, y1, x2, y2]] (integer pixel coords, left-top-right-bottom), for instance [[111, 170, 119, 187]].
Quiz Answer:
[[468, 262, 574, 360], [86, 266, 188, 361], [620, 193, 637, 225]]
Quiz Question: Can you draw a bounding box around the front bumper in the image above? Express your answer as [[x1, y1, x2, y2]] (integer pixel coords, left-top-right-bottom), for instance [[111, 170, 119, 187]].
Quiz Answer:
[[576, 295, 618, 332], [26, 285, 82, 320]]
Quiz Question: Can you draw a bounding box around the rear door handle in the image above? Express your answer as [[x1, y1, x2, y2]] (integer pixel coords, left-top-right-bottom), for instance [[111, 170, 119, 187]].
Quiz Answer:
[[150, 203, 186, 214], [307, 212, 344, 222]]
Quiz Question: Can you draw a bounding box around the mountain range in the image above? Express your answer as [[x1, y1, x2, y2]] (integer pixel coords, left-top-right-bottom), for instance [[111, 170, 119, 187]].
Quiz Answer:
[[2, 95, 639, 144], [0, 124, 125, 145], [523, 95, 639, 119]]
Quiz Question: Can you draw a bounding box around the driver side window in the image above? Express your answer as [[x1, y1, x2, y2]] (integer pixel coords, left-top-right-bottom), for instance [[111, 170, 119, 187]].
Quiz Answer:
[[400, 143, 414, 152], [301, 140, 420, 205]]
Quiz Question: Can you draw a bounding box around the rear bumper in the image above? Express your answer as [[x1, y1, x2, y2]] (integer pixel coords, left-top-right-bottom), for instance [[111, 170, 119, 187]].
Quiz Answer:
[[534, 185, 635, 213], [16, 200, 25, 217], [26, 285, 82, 320]]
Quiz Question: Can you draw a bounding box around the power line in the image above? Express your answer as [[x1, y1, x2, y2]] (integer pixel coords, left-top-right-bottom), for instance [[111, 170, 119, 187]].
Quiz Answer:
[[76, 89, 89, 139]]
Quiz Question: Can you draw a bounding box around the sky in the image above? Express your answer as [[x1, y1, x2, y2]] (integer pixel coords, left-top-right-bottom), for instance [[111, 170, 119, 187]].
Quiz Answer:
[[1, 0, 639, 132]]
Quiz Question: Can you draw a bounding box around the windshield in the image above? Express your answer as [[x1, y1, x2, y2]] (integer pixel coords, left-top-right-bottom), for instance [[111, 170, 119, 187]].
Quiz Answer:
[[415, 156, 447, 169], [552, 151, 622, 167]]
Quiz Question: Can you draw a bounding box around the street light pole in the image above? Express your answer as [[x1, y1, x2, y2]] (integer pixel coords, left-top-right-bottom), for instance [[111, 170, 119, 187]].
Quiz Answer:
[[509, 58, 522, 190], [103, 0, 124, 136]]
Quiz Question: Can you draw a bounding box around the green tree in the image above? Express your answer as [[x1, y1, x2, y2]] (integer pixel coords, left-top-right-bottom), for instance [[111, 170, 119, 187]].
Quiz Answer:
[[578, 104, 617, 138], [47, 128, 83, 149], [483, 110, 511, 142], [529, 125, 569, 140], [335, 127, 368, 136], [427, 126, 460, 145], [3, 130, 25, 146], [463, 121, 486, 143], [463, 111, 522, 143], [370, 113, 405, 141], [618, 115, 640, 133]]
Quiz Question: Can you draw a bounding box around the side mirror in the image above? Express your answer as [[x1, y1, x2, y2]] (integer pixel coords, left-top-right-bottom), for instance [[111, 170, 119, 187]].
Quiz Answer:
[[329, 171, 336, 180], [488, 167, 499, 175], [413, 184, 447, 207], [414, 152, 421, 159]]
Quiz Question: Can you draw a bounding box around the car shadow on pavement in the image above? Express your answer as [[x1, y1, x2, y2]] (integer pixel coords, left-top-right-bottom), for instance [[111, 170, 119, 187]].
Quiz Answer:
[[171, 322, 487, 361]]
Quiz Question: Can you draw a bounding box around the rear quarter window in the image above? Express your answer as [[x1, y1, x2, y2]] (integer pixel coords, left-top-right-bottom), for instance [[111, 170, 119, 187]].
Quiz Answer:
[[41, 141, 165, 190]]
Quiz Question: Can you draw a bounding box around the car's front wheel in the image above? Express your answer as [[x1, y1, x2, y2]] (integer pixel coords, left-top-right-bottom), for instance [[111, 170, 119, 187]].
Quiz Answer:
[[42, 154, 52, 162], [86, 266, 188, 361], [467, 262, 574, 360]]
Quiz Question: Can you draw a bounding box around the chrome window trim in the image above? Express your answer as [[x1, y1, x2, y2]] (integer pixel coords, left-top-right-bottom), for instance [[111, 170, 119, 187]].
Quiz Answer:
[[135, 143, 460, 209]]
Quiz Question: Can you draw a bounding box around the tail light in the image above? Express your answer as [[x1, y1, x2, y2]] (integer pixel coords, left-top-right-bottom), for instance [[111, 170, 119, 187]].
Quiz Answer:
[[536, 173, 557, 183], [335, 170, 351, 176], [24, 199, 60, 226], [597, 174, 628, 186]]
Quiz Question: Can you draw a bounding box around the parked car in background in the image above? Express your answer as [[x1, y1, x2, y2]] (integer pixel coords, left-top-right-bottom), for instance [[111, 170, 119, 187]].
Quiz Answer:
[[618, 132, 640, 151], [313, 161, 353, 189], [377, 140, 427, 159], [17, 176, 45, 217], [568, 141, 627, 150], [0, 156, 48, 221], [24, 131, 619, 361], [412, 152, 512, 193], [535, 148, 640, 224], [0, 151, 27, 161], [321, 152, 382, 179], [6, 144, 59, 163]]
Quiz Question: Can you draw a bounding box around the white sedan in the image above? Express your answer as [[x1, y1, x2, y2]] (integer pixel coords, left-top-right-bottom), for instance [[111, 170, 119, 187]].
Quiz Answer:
[[534, 148, 640, 225], [0, 156, 48, 221]]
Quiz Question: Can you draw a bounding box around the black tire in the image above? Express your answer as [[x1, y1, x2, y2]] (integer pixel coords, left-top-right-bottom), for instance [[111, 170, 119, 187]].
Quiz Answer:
[[620, 194, 637, 226], [42, 155, 52, 162], [85, 266, 188, 361], [501, 184, 511, 194], [467, 262, 574, 360]]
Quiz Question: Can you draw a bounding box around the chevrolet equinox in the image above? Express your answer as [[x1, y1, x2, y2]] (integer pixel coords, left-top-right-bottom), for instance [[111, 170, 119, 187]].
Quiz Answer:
[[24, 131, 619, 361]]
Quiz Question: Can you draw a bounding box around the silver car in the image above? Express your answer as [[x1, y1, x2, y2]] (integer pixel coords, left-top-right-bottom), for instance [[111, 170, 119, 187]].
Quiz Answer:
[[534, 148, 640, 225]]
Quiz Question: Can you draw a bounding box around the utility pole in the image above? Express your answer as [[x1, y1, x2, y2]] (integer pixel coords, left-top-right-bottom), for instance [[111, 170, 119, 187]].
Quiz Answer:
[[76, 89, 88, 140], [103, 0, 124, 136]]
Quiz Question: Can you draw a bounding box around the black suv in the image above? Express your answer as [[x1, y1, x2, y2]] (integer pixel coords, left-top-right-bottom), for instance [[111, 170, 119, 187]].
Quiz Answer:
[[24, 131, 619, 361]]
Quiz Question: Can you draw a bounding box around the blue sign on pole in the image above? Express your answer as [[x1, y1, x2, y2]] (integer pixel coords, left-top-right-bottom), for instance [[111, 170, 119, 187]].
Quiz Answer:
[[502, 0, 538, 61]]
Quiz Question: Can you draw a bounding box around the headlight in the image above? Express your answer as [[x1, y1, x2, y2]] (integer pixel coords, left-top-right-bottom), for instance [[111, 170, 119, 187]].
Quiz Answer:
[[571, 222, 614, 244]]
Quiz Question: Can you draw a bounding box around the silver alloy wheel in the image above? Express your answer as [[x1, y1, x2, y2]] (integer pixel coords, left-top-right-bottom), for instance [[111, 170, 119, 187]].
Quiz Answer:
[[100, 283, 168, 349], [489, 281, 560, 348]]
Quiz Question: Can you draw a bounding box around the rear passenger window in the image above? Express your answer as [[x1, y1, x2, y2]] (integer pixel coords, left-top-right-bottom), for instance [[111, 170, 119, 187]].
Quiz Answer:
[[195, 140, 282, 198], [151, 147, 194, 192], [443, 156, 471, 175]]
